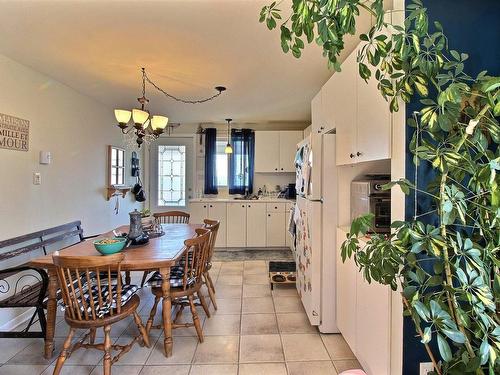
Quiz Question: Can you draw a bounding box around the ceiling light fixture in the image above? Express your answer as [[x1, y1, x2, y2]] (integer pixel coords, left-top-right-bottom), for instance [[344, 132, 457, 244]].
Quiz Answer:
[[224, 118, 233, 154], [114, 68, 226, 148]]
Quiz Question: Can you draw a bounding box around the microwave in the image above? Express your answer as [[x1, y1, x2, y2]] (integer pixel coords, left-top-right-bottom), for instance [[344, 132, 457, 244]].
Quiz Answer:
[[351, 178, 391, 233]]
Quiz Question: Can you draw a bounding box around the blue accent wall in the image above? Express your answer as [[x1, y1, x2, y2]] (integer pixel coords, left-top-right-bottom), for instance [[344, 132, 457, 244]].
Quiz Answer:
[[403, 1, 500, 374]]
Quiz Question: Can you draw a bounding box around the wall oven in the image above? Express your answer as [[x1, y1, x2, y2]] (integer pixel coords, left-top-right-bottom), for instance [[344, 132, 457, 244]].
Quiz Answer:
[[351, 176, 391, 234]]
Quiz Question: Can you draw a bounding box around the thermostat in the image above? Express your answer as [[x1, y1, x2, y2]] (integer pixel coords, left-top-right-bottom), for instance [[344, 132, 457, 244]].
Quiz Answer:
[[39, 151, 51, 164]]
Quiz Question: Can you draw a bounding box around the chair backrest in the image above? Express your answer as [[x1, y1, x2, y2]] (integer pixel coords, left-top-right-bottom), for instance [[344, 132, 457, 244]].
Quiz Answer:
[[0, 221, 84, 270], [203, 219, 220, 264], [153, 211, 190, 224], [178, 228, 211, 290], [52, 252, 124, 321]]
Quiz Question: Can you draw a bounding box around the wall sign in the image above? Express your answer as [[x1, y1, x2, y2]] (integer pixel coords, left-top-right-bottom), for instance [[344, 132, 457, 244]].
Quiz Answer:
[[0, 113, 30, 152]]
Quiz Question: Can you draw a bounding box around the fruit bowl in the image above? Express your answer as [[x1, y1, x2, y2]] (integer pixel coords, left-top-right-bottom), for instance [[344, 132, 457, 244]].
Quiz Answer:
[[93, 237, 127, 255]]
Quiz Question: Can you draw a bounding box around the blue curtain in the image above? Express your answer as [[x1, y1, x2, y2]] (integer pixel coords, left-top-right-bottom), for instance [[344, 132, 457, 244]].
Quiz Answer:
[[204, 128, 218, 195], [229, 129, 254, 195]]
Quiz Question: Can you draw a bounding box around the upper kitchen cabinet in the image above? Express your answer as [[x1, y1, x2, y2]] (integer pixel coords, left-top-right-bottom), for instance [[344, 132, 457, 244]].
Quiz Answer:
[[279, 131, 303, 172], [255, 131, 280, 172], [255, 131, 302, 173], [314, 45, 391, 166], [356, 58, 391, 163]]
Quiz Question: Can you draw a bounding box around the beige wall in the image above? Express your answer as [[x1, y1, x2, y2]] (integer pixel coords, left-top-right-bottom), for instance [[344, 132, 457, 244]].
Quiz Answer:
[[0, 54, 142, 240]]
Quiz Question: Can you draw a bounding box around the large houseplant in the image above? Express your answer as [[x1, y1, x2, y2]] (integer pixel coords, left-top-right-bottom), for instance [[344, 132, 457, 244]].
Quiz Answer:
[[260, 1, 499, 374]]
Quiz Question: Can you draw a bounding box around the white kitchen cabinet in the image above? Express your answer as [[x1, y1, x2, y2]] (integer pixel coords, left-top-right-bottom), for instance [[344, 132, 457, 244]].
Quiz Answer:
[[336, 228, 392, 375], [207, 202, 227, 247], [226, 202, 247, 247], [356, 57, 391, 164], [279, 131, 303, 172], [189, 202, 208, 224], [266, 212, 286, 247], [311, 90, 325, 134], [336, 228, 357, 350], [246, 203, 267, 247], [331, 50, 358, 166], [255, 131, 280, 172], [255, 131, 302, 173], [356, 262, 391, 375]]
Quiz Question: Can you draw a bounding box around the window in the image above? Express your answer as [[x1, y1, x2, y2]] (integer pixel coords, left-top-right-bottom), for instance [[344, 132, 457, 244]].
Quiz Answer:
[[158, 145, 186, 206], [216, 140, 228, 187], [108, 145, 125, 186]]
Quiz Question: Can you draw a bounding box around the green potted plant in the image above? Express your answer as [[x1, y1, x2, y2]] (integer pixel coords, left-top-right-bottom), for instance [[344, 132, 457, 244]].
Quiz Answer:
[[260, 1, 499, 373]]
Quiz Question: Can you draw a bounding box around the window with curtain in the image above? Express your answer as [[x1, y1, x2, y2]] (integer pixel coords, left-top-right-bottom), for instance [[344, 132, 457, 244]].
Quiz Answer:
[[228, 129, 254, 195], [204, 128, 218, 194]]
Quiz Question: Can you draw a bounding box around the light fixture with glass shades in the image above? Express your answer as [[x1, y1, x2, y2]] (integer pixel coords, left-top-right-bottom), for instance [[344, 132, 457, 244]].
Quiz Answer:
[[224, 118, 233, 154], [114, 68, 226, 148]]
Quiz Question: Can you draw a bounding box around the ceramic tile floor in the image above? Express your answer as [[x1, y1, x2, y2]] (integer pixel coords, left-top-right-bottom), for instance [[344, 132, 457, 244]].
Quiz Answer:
[[0, 260, 362, 375]]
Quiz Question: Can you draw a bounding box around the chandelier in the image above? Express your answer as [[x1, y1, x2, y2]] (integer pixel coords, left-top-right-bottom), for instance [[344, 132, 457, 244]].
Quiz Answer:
[[114, 68, 226, 147]]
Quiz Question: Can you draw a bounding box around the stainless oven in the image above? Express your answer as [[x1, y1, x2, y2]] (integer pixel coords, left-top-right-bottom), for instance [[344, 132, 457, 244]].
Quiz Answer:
[[351, 177, 391, 233]]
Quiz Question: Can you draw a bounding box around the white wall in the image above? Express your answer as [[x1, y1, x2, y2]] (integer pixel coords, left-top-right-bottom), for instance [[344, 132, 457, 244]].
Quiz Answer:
[[0, 54, 145, 327]]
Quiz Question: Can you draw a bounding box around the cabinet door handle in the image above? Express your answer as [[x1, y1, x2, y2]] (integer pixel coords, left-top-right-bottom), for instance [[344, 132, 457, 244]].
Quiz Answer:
[[248, 205, 251, 207], [203, 205, 207, 208], [275, 168, 278, 171], [356, 151, 362, 156], [209, 205, 213, 208], [280, 168, 283, 171], [242, 205, 245, 208], [349, 153, 355, 158], [268, 214, 271, 217]]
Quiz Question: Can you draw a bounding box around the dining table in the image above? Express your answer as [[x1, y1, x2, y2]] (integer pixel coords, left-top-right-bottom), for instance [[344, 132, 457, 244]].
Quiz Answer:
[[29, 223, 202, 359]]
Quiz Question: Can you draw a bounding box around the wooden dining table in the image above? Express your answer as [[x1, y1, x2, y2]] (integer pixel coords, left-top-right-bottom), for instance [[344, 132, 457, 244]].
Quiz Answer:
[[29, 223, 202, 359]]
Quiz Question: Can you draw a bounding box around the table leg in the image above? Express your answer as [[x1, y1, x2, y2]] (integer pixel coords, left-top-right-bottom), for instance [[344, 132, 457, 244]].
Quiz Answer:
[[160, 266, 173, 357], [44, 269, 58, 359]]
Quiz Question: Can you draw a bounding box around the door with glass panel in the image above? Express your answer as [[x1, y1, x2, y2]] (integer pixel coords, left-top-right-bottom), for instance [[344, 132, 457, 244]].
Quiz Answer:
[[150, 137, 194, 211]]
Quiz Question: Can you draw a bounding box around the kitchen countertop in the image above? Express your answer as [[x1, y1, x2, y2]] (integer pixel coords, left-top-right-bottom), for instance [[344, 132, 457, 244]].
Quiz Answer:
[[190, 197, 295, 203]]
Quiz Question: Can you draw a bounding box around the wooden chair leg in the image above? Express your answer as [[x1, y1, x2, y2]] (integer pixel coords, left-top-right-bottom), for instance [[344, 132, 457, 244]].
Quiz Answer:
[[133, 311, 151, 348], [140, 271, 149, 287], [203, 273, 218, 310], [146, 295, 161, 335], [89, 328, 96, 344], [53, 328, 75, 375], [197, 291, 211, 318], [188, 295, 204, 343], [206, 271, 216, 294], [102, 325, 112, 375]]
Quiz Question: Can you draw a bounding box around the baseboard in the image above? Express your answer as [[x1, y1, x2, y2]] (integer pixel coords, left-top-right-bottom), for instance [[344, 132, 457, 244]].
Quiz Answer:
[[0, 307, 35, 332]]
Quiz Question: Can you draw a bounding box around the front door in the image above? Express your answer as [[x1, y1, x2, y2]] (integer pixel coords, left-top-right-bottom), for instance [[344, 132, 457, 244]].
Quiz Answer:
[[150, 137, 194, 212]]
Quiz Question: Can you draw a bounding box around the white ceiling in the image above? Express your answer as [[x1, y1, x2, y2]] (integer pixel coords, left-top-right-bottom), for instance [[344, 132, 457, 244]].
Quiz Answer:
[[0, 0, 373, 127]]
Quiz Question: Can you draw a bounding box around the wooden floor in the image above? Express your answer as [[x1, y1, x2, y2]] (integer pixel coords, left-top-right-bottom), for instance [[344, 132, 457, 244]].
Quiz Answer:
[[0, 260, 361, 375]]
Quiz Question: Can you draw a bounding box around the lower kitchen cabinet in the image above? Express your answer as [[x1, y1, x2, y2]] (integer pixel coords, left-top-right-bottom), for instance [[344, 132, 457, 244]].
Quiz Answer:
[[189, 200, 292, 248], [226, 202, 247, 247], [207, 202, 227, 247], [336, 227, 391, 375], [189, 202, 208, 224], [246, 203, 267, 247], [266, 212, 286, 247]]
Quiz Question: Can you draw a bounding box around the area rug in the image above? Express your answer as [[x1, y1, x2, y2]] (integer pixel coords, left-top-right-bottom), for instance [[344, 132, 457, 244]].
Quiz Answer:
[[213, 249, 293, 261]]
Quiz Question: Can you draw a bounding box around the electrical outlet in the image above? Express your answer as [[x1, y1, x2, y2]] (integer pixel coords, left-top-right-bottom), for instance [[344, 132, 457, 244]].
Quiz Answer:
[[420, 362, 435, 375], [33, 172, 41, 185]]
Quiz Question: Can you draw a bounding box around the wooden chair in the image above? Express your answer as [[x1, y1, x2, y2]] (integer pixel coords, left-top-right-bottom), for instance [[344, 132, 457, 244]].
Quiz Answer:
[[145, 228, 211, 343], [52, 252, 150, 375], [138, 211, 191, 287], [153, 211, 190, 224], [202, 219, 220, 310]]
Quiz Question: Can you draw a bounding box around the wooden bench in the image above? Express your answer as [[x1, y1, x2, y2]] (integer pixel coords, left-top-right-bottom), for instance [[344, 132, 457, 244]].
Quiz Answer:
[[0, 221, 84, 338]]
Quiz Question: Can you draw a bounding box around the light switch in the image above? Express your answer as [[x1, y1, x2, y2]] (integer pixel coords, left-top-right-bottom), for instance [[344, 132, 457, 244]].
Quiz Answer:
[[39, 151, 52, 164], [33, 172, 41, 185]]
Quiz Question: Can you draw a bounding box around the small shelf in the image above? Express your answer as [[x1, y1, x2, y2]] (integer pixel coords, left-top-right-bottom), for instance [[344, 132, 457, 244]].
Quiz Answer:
[[106, 186, 131, 201]]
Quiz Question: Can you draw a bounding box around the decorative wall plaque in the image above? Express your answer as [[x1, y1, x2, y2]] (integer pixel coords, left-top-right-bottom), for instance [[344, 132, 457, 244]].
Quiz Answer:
[[0, 113, 30, 152]]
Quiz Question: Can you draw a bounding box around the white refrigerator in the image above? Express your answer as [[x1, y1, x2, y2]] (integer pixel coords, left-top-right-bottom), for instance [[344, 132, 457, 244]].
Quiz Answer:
[[294, 132, 338, 333]]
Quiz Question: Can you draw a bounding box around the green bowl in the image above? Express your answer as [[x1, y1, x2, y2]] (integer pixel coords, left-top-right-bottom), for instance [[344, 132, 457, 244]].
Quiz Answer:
[[93, 237, 127, 255]]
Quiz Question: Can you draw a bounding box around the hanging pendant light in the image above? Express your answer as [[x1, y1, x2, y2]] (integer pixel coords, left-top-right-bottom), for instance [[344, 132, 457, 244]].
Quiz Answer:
[[224, 118, 233, 154]]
